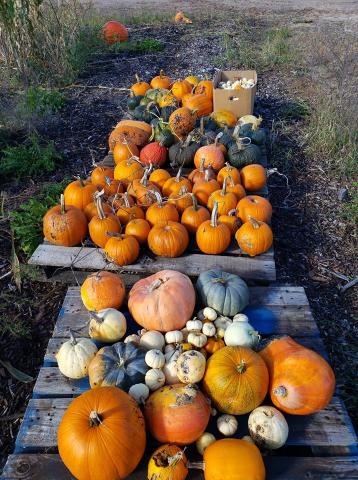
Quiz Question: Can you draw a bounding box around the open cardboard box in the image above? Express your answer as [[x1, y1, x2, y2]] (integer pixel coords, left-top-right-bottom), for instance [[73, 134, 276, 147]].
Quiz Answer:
[[213, 70, 257, 118]]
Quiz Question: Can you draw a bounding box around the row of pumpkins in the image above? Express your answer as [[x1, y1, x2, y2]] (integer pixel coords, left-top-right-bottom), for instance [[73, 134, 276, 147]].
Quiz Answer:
[[42, 72, 273, 261], [56, 269, 336, 480]]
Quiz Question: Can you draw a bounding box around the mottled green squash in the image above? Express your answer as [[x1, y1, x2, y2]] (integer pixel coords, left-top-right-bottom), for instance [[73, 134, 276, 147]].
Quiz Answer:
[[161, 105, 177, 123], [228, 139, 262, 168], [127, 95, 144, 111]]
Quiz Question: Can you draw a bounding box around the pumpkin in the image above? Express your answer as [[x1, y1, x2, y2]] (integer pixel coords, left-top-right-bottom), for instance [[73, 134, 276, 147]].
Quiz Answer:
[[185, 75, 200, 87], [207, 177, 237, 215], [125, 218, 151, 245], [217, 163, 241, 186], [145, 349, 165, 369], [224, 315, 260, 348], [116, 192, 144, 225], [89, 309, 127, 343], [127, 170, 160, 207], [211, 109, 237, 128], [259, 336, 335, 415], [172, 80, 192, 100], [217, 414, 238, 436], [248, 405, 289, 449], [195, 80, 213, 99], [128, 383, 149, 404], [196, 432, 216, 455], [192, 170, 221, 206], [177, 350, 206, 383], [56, 331, 97, 379], [127, 94, 143, 111], [181, 193, 210, 234], [102, 20, 128, 44], [226, 177, 246, 201], [140, 141, 167, 167], [196, 270, 250, 316], [204, 337, 225, 355], [159, 93, 177, 109], [196, 201, 231, 254], [162, 168, 192, 197], [183, 93, 213, 118], [89, 196, 121, 248], [236, 195, 272, 223], [145, 368, 166, 391], [64, 178, 97, 210], [146, 191, 179, 226], [188, 159, 216, 184], [149, 168, 171, 190], [84, 199, 112, 222], [90, 165, 114, 189], [104, 233, 140, 265], [236, 217, 273, 256], [128, 270, 195, 331], [114, 157, 144, 186], [194, 145, 225, 171], [203, 346, 269, 414], [168, 134, 200, 168], [140, 330, 166, 351], [58, 387, 145, 480], [130, 74, 150, 96], [228, 137, 262, 168], [103, 178, 123, 198], [43, 195, 87, 247], [148, 220, 189, 257], [202, 322, 216, 337], [167, 186, 192, 214], [144, 384, 211, 444], [240, 164, 267, 191], [165, 330, 184, 344], [80, 271, 125, 311], [169, 107, 197, 139], [89, 341, 149, 390], [218, 209, 241, 235], [109, 119, 152, 149], [151, 69, 171, 89], [148, 444, 188, 480]]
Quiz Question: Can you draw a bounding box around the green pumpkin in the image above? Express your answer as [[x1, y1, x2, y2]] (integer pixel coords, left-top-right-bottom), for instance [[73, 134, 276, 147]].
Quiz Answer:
[[239, 124, 266, 146], [133, 103, 160, 123], [228, 140, 262, 168], [88, 341, 149, 391], [169, 138, 200, 168], [196, 270, 250, 316], [127, 95, 143, 111], [217, 127, 235, 148], [145, 88, 171, 104], [156, 128, 175, 147], [195, 116, 218, 132], [161, 105, 177, 123]]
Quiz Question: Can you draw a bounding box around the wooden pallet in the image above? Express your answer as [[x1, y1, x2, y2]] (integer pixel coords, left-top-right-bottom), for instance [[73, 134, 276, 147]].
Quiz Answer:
[[1, 285, 357, 479]]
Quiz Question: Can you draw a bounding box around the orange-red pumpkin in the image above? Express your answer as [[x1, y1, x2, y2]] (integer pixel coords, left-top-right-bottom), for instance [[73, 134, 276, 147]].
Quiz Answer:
[[140, 141, 167, 167], [194, 145, 225, 172], [80, 271, 125, 311], [102, 21, 128, 44]]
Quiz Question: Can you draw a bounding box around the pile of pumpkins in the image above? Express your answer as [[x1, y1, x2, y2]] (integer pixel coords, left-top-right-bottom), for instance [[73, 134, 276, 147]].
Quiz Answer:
[[42, 70, 274, 263], [56, 268, 336, 480]]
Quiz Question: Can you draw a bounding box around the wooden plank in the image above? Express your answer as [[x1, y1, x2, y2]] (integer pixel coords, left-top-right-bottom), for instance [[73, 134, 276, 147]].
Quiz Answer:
[[29, 244, 276, 281], [3, 455, 358, 480], [14, 397, 357, 452]]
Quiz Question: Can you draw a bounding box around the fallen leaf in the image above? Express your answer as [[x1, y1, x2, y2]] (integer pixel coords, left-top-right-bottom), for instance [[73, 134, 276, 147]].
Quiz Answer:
[[0, 360, 34, 383]]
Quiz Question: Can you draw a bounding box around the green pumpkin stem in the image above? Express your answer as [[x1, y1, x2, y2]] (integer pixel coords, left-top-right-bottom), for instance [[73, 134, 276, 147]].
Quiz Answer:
[[89, 410, 102, 427], [274, 386, 288, 397], [237, 360, 247, 374], [210, 201, 219, 227], [60, 194, 66, 215]]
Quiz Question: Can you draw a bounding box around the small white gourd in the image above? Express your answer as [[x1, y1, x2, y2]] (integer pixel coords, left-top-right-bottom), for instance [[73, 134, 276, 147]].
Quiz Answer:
[[140, 330, 165, 350], [163, 355, 180, 385], [217, 414, 238, 436], [188, 331, 207, 348], [124, 334, 140, 344], [164, 344, 176, 354], [202, 322, 216, 337], [128, 383, 150, 404], [214, 316, 232, 338], [56, 331, 97, 379], [176, 350, 206, 384], [88, 308, 127, 343], [203, 307, 217, 321], [186, 319, 203, 331], [145, 349, 165, 369], [248, 406, 289, 449], [196, 432, 216, 455], [224, 317, 260, 348], [233, 313, 250, 322], [181, 327, 189, 341], [145, 368, 165, 391], [165, 330, 183, 344]]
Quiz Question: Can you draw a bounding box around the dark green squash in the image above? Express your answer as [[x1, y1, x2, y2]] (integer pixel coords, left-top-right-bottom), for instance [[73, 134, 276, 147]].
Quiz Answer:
[[217, 126, 235, 149], [127, 95, 144, 111], [156, 128, 175, 147], [228, 138, 262, 168], [133, 102, 160, 123], [239, 124, 266, 146], [195, 116, 218, 132], [169, 135, 200, 168], [161, 105, 177, 123]]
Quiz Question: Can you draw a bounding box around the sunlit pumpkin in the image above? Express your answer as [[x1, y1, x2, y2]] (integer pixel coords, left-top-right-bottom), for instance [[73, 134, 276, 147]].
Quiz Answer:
[[102, 21, 128, 44], [151, 70, 171, 89], [225, 177, 246, 201], [91, 165, 114, 189], [188, 159, 216, 184], [109, 120, 152, 149], [193, 170, 221, 206], [211, 109, 237, 127], [207, 177, 237, 215], [169, 107, 197, 139], [130, 74, 150, 96], [127, 170, 160, 207], [149, 168, 171, 190], [195, 80, 214, 99], [168, 186, 193, 214], [218, 209, 241, 235], [112, 138, 139, 164], [64, 178, 97, 210], [217, 163, 241, 186], [171, 80, 192, 100], [148, 220, 189, 257], [125, 218, 151, 245], [104, 233, 140, 265], [80, 271, 125, 311], [162, 168, 193, 197], [240, 164, 267, 191], [235, 217, 273, 256], [116, 192, 144, 225], [236, 195, 272, 223], [89, 196, 121, 248], [194, 145, 225, 171], [181, 193, 210, 234], [114, 157, 144, 186], [182, 93, 213, 117], [146, 191, 179, 226], [196, 201, 231, 254], [148, 444, 188, 480]]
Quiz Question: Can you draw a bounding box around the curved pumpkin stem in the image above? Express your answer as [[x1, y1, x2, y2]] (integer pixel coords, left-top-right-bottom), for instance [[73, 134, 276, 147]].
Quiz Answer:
[[135, 73, 141, 83], [221, 176, 229, 196], [140, 169, 150, 186], [69, 329, 77, 346], [89, 410, 102, 427], [187, 461, 204, 470], [149, 278, 164, 292], [214, 131, 223, 147], [248, 216, 261, 229], [153, 190, 164, 206], [175, 167, 183, 182], [95, 195, 106, 220], [190, 193, 199, 211], [210, 201, 219, 227], [159, 69, 165, 78], [60, 194, 66, 215], [89, 311, 103, 324]]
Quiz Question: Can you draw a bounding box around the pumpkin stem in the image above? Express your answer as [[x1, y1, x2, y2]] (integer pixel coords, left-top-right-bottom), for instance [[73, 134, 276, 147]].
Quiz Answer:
[[74, 176, 85, 187], [204, 169, 210, 182], [199, 157, 205, 173], [248, 216, 261, 229], [140, 169, 149, 186], [221, 176, 229, 196], [214, 131, 223, 147], [135, 73, 141, 83], [153, 190, 163, 206], [274, 386, 288, 397], [89, 311, 103, 324], [159, 69, 165, 78], [187, 461, 204, 470], [237, 360, 247, 374], [149, 278, 164, 291], [210, 201, 219, 227], [175, 167, 183, 182], [190, 193, 199, 211], [200, 117, 205, 135], [60, 194, 66, 215], [105, 175, 111, 186], [69, 329, 77, 346], [123, 192, 131, 209], [89, 410, 102, 427], [95, 195, 106, 220], [228, 208, 236, 216]]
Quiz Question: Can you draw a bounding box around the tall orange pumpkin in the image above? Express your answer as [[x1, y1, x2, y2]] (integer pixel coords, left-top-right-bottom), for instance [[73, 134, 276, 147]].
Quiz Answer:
[[236, 195, 272, 223], [240, 164, 267, 191], [144, 384, 210, 445], [196, 201, 231, 254], [207, 177, 237, 215], [148, 220, 189, 257], [235, 217, 273, 256], [203, 346, 269, 414], [64, 178, 97, 210], [146, 191, 179, 226], [80, 271, 125, 311], [89, 196, 121, 248], [181, 193, 210, 234], [259, 336, 336, 415], [102, 21, 128, 44], [58, 387, 145, 480]]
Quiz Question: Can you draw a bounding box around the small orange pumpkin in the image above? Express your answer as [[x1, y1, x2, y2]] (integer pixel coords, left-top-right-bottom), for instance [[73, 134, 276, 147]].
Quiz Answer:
[[218, 209, 241, 236], [181, 193, 211, 234], [171, 80, 192, 100], [188, 159, 216, 184], [195, 80, 213, 99], [169, 107, 197, 139], [240, 164, 267, 191], [125, 218, 151, 245], [102, 21, 128, 44], [64, 178, 98, 210], [204, 337, 225, 355], [109, 192, 135, 211], [150, 69, 171, 89], [192, 170, 220, 206], [207, 177, 237, 215], [84, 199, 112, 222], [168, 186, 193, 214], [103, 177, 124, 197], [89, 196, 121, 248], [114, 157, 144, 186], [236, 195, 272, 223], [211, 109, 237, 127], [194, 145, 225, 172], [91, 165, 114, 189], [104, 234, 140, 265], [149, 168, 171, 190], [235, 217, 273, 256], [217, 163, 241, 186], [148, 221, 189, 257], [146, 192, 179, 226], [127, 170, 160, 207], [162, 168, 192, 197], [226, 177, 246, 202], [116, 192, 144, 225], [112, 139, 139, 164], [130, 74, 150, 96], [196, 201, 231, 254], [80, 271, 125, 311]]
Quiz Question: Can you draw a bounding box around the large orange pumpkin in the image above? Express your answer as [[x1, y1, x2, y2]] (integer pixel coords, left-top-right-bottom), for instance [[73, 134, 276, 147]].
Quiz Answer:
[[58, 387, 145, 480], [64, 179, 97, 210], [203, 346, 269, 414], [259, 336, 336, 415], [109, 120, 152, 149], [144, 384, 210, 445], [80, 271, 125, 311], [236, 195, 272, 223], [196, 201, 231, 254], [102, 21, 128, 44], [183, 93, 213, 117], [235, 217, 273, 256], [148, 220, 189, 257], [128, 270, 195, 331], [240, 164, 267, 191], [194, 145, 225, 172]]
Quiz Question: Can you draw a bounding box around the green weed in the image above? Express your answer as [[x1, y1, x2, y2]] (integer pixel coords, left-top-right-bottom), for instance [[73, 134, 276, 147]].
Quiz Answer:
[[279, 100, 311, 121], [261, 27, 292, 68], [24, 87, 64, 116], [342, 182, 358, 227], [110, 39, 165, 54], [0, 313, 31, 338]]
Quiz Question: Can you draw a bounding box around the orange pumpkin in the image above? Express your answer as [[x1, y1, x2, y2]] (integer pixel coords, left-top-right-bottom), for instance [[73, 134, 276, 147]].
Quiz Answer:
[[125, 218, 151, 245], [103, 177, 124, 197], [58, 387, 145, 480], [203, 346, 269, 414], [43, 195, 87, 247], [114, 157, 144, 186], [102, 21, 128, 44], [194, 145, 225, 172], [109, 192, 135, 210], [64, 179, 97, 210], [104, 234, 140, 266], [127, 170, 160, 207], [81, 271, 125, 311], [185, 75, 200, 87], [144, 384, 210, 444], [150, 70, 171, 89], [217, 163, 241, 186], [188, 159, 216, 184], [235, 217, 273, 256], [130, 74, 150, 96], [204, 337, 225, 355], [236, 195, 272, 223], [226, 177, 246, 202], [149, 168, 171, 190], [196, 201, 231, 254], [195, 80, 213, 99], [171, 80, 192, 100], [84, 199, 112, 222], [240, 164, 267, 191], [128, 270, 195, 331], [112, 139, 139, 164], [168, 186, 193, 214], [218, 209, 241, 236], [116, 192, 144, 225], [182, 93, 213, 117], [91, 165, 114, 189], [89, 196, 121, 248], [148, 444, 188, 480], [158, 92, 177, 108], [207, 177, 237, 215], [148, 221, 189, 257], [192, 170, 220, 206], [181, 193, 210, 234], [146, 191, 179, 226], [162, 168, 192, 197], [169, 107, 197, 139], [109, 120, 152, 149]]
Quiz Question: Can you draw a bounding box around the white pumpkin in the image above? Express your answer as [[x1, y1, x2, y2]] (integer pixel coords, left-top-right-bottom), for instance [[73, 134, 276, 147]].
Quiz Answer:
[[56, 332, 97, 379], [145, 349, 165, 369], [140, 330, 165, 350], [176, 350, 206, 384], [196, 432, 216, 455], [202, 322, 216, 337], [214, 316, 232, 338], [88, 308, 127, 343], [128, 383, 150, 404], [124, 334, 141, 344], [188, 331, 207, 348], [197, 309, 205, 321], [217, 414, 238, 436], [186, 319, 203, 331], [224, 317, 260, 348], [145, 368, 165, 391], [248, 406, 289, 449], [164, 344, 176, 354], [203, 307, 217, 321], [165, 330, 183, 344], [233, 313, 250, 322], [163, 358, 180, 385]]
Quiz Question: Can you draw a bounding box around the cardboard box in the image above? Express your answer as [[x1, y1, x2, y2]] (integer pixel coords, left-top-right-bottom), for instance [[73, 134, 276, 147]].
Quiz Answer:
[[213, 70, 257, 118]]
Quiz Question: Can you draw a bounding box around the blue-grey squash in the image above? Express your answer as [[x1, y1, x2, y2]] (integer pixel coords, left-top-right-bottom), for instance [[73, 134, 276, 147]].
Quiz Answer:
[[228, 139, 262, 168], [196, 270, 250, 316]]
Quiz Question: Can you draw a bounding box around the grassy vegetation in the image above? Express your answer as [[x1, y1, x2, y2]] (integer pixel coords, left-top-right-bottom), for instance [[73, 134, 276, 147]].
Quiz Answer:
[[23, 87, 65, 116]]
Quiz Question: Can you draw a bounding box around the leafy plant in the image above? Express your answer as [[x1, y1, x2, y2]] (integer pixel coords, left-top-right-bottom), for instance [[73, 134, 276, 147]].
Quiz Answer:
[[24, 87, 65, 116], [112, 39, 165, 53]]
